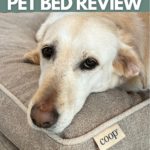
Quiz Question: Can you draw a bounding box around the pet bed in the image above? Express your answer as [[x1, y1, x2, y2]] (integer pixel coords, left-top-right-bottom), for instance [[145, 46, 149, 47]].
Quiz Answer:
[[0, 13, 149, 150]]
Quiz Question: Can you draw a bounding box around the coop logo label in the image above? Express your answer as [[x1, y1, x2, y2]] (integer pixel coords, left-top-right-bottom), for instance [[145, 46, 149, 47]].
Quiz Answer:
[[94, 124, 125, 150], [99, 129, 118, 145], [7, 0, 142, 11]]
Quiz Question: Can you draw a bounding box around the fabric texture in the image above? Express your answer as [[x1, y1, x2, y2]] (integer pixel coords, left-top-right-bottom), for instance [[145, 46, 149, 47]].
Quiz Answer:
[[0, 131, 18, 150], [0, 13, 149, 150]]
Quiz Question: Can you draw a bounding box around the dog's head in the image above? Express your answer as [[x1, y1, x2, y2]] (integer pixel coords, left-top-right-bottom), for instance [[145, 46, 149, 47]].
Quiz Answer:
[[28, 13, 142, 133]]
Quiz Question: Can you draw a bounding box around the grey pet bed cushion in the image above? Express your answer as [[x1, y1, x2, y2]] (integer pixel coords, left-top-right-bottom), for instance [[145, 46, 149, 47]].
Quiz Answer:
[[0, 13, 149, 150]]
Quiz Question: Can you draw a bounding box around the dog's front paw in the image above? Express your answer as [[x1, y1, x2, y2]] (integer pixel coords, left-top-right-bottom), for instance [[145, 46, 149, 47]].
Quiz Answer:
[[23, 50, 40, 65]]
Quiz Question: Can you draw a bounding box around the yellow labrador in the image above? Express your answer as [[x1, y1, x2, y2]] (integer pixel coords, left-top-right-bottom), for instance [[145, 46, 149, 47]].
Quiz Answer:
[[24, 13, 149, 133]]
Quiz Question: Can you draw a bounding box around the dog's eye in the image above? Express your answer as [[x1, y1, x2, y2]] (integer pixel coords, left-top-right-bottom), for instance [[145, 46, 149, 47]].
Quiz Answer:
[[80, 57, 98, 70], [42, 45, 55, 59]]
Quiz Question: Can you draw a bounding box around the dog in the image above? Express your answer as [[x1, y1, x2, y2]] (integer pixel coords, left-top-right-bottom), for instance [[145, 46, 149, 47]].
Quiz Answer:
[[24, 13, 149, 133]]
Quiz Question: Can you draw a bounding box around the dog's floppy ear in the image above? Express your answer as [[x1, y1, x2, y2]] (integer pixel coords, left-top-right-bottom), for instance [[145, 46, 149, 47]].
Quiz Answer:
[[113, 46, 142, 78], [23, 48, 40, 65]]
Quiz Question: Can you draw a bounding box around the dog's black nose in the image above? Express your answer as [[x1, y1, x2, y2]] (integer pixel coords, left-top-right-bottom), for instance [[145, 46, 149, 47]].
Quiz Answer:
[[30, 104, 59, 128]]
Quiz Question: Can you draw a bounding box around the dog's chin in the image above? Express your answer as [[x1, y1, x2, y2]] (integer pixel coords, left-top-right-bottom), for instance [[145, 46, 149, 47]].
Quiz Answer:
[[46, 112, 74, 133], [27, 116, 70, 134]]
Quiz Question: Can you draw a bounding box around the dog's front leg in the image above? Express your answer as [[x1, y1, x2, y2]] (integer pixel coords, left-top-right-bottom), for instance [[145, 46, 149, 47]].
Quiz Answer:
[[23, 45, 40, 65]]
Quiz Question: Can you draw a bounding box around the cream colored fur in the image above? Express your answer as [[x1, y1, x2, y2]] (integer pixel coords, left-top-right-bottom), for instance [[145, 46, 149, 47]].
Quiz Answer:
[[24, 13, 149, 133]]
